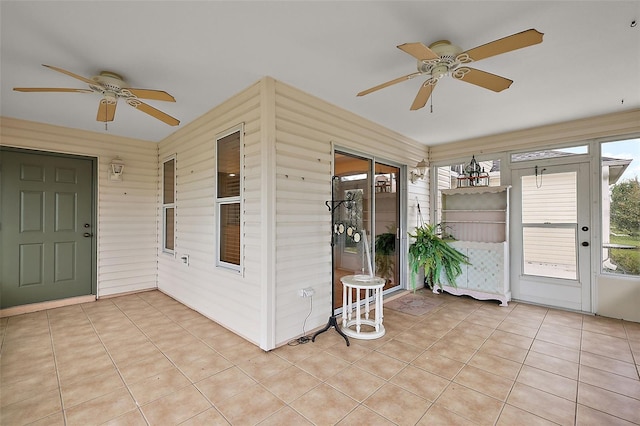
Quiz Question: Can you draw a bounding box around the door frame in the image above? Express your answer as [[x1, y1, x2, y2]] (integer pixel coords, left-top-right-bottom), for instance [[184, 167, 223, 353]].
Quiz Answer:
[[332, 146, 408, 297], [0, 146, 98, 300], [510, 157, 593, 312]]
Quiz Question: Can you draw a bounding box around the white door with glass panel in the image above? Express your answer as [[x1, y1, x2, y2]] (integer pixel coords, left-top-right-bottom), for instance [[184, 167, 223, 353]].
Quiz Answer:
[[511, 163, 591, 311]]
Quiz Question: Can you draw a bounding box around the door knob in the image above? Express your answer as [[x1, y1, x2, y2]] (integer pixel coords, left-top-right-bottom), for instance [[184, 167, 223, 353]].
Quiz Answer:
[[83, 233, 93, 238], [581, 241, 589, 247]]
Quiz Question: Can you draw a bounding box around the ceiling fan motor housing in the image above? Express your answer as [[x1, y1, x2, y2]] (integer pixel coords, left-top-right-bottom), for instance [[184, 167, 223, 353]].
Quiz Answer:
[[91, 71, 127, 97], [418, 40, 464, 78]]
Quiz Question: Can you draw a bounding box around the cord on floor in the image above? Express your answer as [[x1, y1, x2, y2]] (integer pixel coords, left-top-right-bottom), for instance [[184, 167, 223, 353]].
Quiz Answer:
[[288, 295, 313, 346]]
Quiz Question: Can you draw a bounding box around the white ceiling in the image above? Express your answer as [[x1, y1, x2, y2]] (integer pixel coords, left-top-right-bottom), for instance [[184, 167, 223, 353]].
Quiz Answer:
[[1, 1, 639, 146]]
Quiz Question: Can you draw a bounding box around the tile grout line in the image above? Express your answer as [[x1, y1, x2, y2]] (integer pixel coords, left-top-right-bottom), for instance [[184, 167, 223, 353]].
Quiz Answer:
[[129, 294, 252, 424], [575, 312, 584, 426], [80, 299, 150, 425], [109, 295, 218, 425], [45, 309, 67, 426]]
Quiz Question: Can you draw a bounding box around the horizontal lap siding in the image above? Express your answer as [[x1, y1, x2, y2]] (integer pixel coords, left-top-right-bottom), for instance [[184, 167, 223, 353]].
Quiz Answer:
[[273, 81, 427, 346], [429, 109, 640, 162], [157, 82, 263, 345], [0, 117, 158, 297]]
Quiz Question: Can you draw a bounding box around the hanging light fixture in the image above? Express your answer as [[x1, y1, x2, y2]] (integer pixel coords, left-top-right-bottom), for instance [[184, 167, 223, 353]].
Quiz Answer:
[[410, 159, 428, 183]]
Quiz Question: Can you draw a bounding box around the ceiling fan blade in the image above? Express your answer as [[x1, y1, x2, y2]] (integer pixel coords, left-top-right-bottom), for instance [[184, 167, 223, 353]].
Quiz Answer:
[[14, 87, 93, 93], [42, 64, 96, 85], [357, 72, 421, 97], [461, 29, 543, 62], [453, 67, 513, 92], [126, 88, 176, 102], [96, 99, 117, 122], [397, 42, 439, 61], [410, 79, 437, 111], [126, 99, 180, 126]]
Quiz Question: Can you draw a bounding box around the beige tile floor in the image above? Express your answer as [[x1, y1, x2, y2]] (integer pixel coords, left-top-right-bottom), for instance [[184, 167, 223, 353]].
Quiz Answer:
[[1, 289, 639, 425]]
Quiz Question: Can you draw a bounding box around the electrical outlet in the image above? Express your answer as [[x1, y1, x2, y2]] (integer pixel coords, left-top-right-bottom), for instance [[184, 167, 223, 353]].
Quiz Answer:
[[298, 287, 315, 297]]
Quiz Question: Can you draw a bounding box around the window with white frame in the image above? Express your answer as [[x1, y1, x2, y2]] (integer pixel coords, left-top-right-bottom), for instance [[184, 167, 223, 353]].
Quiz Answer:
[[601, 138, 639, 276], [216, 125, 242, 270], [433, 157, 501, 225], [162, 156, 176, 253]]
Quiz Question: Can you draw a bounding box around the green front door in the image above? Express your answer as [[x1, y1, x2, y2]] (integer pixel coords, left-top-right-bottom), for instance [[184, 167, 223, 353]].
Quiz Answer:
[[1, 149, 94, 309]]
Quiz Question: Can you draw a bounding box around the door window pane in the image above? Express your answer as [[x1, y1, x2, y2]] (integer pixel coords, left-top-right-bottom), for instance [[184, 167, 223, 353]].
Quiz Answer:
[[521, 171, 578, 280], [522, 172, 576, 223], [523, 226, 577, 279]]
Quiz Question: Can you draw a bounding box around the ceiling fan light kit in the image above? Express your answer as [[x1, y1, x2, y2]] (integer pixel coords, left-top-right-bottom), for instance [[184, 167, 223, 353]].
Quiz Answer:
[[358, 29, 544, 111], [13, 65, 180, 127]]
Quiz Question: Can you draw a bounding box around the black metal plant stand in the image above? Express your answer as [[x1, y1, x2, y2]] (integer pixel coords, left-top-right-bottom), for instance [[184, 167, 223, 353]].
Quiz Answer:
[[312, 176, 351, 346]]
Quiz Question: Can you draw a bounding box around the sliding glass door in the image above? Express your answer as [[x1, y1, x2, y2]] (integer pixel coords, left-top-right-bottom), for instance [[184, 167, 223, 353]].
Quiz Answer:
[[333, 151, 401, 310]]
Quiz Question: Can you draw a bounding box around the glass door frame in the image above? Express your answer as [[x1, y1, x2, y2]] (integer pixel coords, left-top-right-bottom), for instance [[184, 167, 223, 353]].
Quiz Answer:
[[510, 159, 592, 312], [332, 147, 407, 308]]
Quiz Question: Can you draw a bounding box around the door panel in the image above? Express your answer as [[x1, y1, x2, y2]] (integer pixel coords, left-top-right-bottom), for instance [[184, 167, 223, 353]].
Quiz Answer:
[[333, 152, 402, 311], [1, 150, 94, 308], [19, 244, 44, 286], [21, 191, 45, 231], [55, 192, 77, 231], [511, 162, 591, 311]]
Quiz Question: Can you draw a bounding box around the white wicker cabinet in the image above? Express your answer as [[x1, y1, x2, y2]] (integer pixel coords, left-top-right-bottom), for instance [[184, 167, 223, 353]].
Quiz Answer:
[[437, 185, 511, 306]]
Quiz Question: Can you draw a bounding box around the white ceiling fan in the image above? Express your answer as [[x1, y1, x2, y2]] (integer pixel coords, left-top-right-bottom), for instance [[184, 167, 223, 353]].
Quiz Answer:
[[14, 64, 180, 126], [358, 29, 544, 110]]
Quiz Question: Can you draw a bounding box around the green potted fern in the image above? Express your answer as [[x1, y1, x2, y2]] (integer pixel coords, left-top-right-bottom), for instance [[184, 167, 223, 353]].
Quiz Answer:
[[408, 223, 469, 291]]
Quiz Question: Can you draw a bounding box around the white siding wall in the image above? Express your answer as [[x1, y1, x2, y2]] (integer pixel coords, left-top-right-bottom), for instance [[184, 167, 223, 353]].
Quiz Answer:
[[157, 81, 264, 346], [273, 81, 428, 346], [0, 117, 158, 297], [156, 77, 428, 349]]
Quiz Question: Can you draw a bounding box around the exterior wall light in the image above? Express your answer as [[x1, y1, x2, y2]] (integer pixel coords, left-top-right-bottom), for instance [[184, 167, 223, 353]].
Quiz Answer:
[[410, 159, 428, 183], [109, 157, 125, 181]]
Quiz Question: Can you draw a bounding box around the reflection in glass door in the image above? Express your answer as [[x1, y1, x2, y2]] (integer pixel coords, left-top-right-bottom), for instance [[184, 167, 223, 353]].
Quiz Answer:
[[333, 152, 401, 311], [374, 162, 400, 291]]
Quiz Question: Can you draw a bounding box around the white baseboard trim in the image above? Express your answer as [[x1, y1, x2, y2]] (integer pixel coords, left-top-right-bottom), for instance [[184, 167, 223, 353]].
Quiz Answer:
[[0, 295, 96, 318]]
